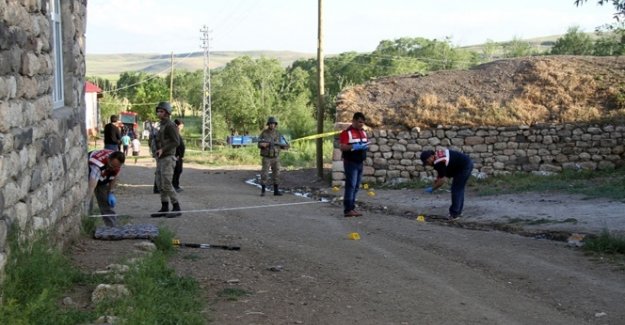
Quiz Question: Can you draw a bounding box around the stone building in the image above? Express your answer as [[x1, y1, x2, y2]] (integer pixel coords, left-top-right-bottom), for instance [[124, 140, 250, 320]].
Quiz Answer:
[[0, 1, 89, 274]]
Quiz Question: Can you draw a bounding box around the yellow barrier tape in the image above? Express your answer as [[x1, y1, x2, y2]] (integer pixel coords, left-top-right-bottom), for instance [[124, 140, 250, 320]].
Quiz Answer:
[[291, 130, 341, 142]]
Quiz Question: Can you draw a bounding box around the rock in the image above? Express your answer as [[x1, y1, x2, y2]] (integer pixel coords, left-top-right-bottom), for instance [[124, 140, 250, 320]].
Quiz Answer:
[[268, 265, 283, 272], [134, 241, 156, 252], [106, 263, 130, 273], [94, 315, 121, 324], [91, 284, 130, 303], [62, 296, 76, 306]]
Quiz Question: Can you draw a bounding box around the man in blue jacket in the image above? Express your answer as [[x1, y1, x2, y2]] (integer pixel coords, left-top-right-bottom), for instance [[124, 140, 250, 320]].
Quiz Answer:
[[421, 149, 473, 220]]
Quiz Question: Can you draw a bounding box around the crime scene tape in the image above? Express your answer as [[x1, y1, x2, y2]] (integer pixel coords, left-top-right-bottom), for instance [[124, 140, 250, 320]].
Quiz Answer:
[[291, 130, 341, 142], [88, 200, 327, 218]]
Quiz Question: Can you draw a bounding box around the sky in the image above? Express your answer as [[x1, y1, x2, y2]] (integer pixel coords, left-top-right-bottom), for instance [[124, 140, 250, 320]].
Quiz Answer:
[[85, 0, 617, 55]]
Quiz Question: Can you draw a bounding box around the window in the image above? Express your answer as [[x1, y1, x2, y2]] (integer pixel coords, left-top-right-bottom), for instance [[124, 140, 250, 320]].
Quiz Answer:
[[51, 0, 64, 108]]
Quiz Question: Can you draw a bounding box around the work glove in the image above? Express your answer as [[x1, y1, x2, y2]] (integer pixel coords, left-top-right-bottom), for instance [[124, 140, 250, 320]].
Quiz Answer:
[[352, 142, 368, 151], [107, 193, 117, 207], [423, 186, 433, 194]]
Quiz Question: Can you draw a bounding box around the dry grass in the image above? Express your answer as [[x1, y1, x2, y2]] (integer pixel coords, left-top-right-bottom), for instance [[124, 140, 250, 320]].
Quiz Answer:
[[338, 56, 625, 128]]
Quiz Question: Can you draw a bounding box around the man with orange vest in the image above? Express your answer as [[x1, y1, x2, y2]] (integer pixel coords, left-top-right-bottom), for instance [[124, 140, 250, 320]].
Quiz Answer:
[[339, 112, 369, 217]]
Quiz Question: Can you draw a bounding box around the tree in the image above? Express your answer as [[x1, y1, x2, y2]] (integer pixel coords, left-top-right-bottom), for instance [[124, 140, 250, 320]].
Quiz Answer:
[[575, 0, 625, 55], [502, 37, 536, 57], [550, 26, 594, 55], [481, 39, 501, 61], [593, 27, 625, 54], [115, 71, 168, 121], [575, 0, 625, 22]]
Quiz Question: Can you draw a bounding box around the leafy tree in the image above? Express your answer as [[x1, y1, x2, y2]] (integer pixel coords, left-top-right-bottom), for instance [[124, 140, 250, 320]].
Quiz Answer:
[[481, 39, 501, 61], [550, 26, 594, 55], [593, 26, 625, 54], [575, 0, 625, 22], [116, 71, 168, 121], [169, 70, 203, 117], [575, 0, 625, 55], [98, 96, 125, 128], [86, 76, 115, 92], [502, 37, 536, 57]]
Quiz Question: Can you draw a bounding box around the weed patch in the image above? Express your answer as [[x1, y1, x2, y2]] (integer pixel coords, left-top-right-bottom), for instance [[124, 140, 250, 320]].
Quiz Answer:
[[474, 167, 625, 200], [0, 231, 94, 324], [152, 226, 176, 254], [583, 231, 625, 255], [97, 252, 205, 324]]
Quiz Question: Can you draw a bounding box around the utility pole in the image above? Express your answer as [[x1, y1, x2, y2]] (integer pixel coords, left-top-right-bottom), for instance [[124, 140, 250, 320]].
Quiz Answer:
[[200, 26, 213, 151], [169, 51, 174, 109], [316, 0, 325, 179]]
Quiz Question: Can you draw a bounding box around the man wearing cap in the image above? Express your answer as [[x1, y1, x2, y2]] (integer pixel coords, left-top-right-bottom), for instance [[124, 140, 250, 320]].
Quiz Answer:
[[420, 148, 473, 220], [258, 116, 289, 196], [339, 112, 369, 217], [151, 101, 182, 218], [87, 149, 125, 227]]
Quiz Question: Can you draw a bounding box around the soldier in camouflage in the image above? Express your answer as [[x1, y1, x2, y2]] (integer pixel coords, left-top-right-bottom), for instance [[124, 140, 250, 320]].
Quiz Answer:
[[258, 116, 289, 196]]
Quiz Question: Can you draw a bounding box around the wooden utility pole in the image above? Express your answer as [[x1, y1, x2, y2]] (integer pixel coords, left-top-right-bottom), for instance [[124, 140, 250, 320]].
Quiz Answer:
[[316, 0, 325, 179], [169, 52, 174, 108]]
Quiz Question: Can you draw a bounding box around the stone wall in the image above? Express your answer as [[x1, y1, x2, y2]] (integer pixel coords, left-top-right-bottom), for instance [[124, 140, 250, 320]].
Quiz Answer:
[[332, 123, 625, 186], [0, 1, 88, 273]]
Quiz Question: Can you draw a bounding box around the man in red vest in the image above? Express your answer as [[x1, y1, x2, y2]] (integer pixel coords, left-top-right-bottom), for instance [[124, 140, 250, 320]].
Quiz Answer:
[[87, 149, 126, 227], [339, 112, 369, 217]]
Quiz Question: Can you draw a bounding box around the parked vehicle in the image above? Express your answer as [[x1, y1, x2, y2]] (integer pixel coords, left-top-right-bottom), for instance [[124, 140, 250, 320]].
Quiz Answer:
[[227, 135, 257, 147], [119, 111, 139, 139]]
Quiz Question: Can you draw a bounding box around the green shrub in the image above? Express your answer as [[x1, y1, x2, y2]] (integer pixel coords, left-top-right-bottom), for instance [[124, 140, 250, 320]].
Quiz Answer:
[[98, 252, 205, 324], [584, 231, 625, 255], [152, 226, 176, 254], [0, 231, 94, 324]]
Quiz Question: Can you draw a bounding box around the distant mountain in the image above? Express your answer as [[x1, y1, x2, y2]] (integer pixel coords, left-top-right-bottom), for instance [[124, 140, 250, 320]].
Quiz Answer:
[[87, 34, 583, 80], [86, 50, 316, 79]]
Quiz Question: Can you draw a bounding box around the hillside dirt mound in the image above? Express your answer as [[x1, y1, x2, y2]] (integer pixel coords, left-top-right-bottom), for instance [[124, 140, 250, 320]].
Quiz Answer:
[[336, 56, 625, 129]]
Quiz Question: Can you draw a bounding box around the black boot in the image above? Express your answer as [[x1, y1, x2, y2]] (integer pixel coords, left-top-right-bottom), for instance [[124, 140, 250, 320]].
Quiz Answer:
[[168, 202, 182, 218], [273, 184, 282, 196], [151, 202, 169, 218], [260, 185, 266, 197]]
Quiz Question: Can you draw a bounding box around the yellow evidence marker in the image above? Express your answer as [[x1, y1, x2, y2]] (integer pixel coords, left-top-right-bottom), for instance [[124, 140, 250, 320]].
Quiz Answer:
[[416, 215, 426, 222], [348, 232, 361, 240]]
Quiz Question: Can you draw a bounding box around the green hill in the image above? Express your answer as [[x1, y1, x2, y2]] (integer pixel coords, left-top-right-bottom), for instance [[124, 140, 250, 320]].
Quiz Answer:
[[86, 50, 316, 80]]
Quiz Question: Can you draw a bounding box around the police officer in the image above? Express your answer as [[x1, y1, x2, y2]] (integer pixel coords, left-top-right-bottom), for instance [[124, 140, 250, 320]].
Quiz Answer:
[[258, 116, 289, 196]]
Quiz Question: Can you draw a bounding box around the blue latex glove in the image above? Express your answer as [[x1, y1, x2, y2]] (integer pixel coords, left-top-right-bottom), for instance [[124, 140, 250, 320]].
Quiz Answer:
[[107, 193, 117, 207], [352, 143, 368, 151], [424, 186, 433, 194]]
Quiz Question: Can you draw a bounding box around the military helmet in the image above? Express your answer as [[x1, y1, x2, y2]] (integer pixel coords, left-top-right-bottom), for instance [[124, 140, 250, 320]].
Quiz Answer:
[[266, 116, 278, 125], [156, 101, 173, 114]]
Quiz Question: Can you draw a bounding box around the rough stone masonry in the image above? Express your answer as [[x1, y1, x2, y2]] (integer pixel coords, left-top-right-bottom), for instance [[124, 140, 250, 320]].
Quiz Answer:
[[332, 123, 625, 186], [0, 1, 89, 275]]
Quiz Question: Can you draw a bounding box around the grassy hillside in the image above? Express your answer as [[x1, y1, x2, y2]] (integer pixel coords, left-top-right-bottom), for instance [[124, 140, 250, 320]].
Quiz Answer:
[[86, 50, 315, 80]]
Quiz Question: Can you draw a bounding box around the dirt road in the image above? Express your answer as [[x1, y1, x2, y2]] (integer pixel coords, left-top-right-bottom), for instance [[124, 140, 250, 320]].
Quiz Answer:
[[75, 160, 625, 324]]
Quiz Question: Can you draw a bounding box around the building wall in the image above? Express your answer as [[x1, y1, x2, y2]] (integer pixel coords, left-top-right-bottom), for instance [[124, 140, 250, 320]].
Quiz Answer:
[[85, 91, 99, 136], [332, 123, 625, 186], [0, 1, 88, 273]]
